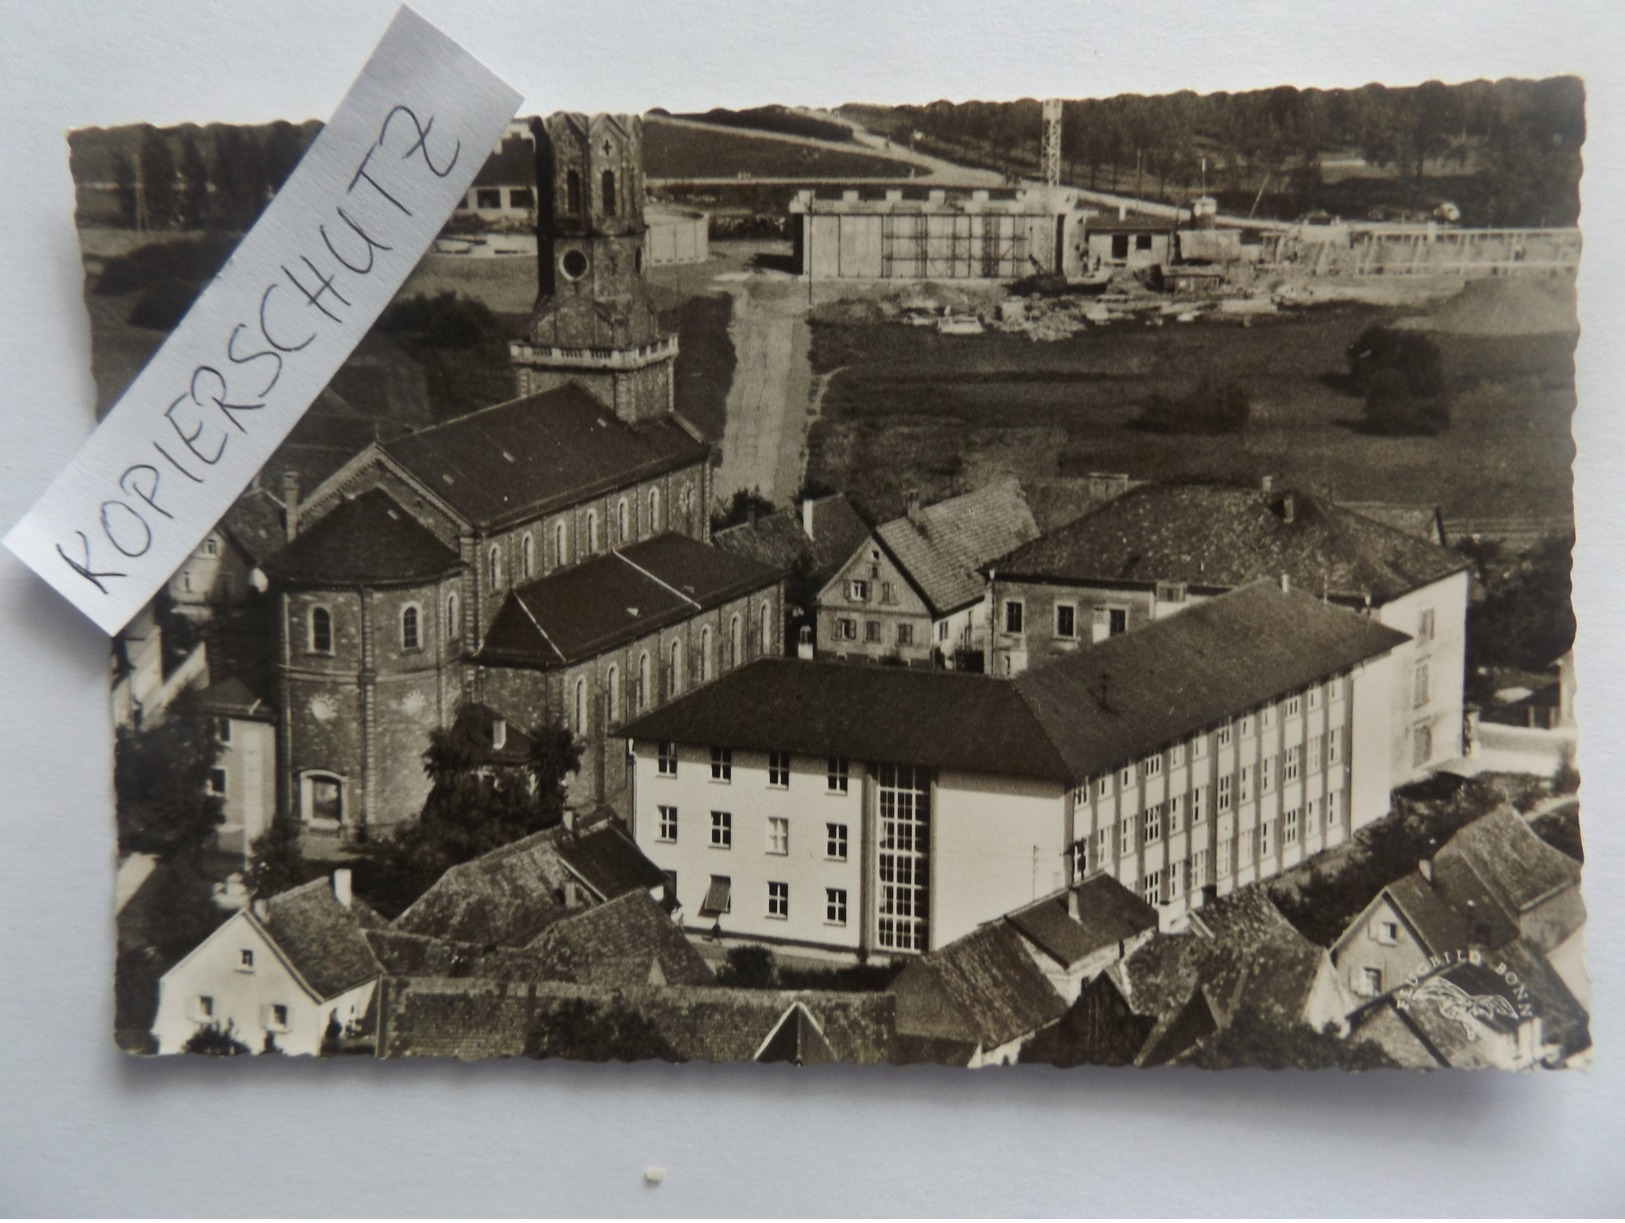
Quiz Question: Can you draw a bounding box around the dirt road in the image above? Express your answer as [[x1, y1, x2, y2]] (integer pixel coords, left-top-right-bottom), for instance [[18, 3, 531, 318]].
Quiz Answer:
[[713, 272, 813, 507]]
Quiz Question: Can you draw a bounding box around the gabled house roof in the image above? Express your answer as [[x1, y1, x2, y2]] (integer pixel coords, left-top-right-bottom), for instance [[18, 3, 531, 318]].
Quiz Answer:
[[624, 581, 1408, 785], [1004, 874, 1158, 970], [391, 811, 664, 948], [987, 482, 1467, 605], [527, 891, 711, 989], [890, 922, 1066, 1052], [477, 534, 783, 669], [217, 486, 287, 566], [256, 879, 383, 1001], [370, 384, 708, 533], [267, 489, 463, 588], [1435, 805, 1582, 919], [870, 479, 1039, 616], [198, 668, 276, 722]]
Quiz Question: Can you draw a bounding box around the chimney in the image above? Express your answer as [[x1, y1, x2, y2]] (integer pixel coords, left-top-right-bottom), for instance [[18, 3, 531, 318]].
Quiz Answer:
[[1066, 887, 1081, 921], [1259, 474, 1274, 495], [801, 498, 816, 540], [282, 470, 301, 542], [1279, 572, 1291, 594], [1418, 859, 1434, 885], [1282, 493, 1296, 524], [904, 489, 924, 528], [332, 868, 352, 910], [562, 807, 576, 834], [251, 897, 269, 921]]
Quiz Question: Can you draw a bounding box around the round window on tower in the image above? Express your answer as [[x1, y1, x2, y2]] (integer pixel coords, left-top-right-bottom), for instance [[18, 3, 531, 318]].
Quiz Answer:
[[560, 248, 589, 281]]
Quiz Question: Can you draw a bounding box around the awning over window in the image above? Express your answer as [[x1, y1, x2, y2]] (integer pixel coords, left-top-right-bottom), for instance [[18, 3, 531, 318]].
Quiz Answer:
[[700, 875, 731, 917]]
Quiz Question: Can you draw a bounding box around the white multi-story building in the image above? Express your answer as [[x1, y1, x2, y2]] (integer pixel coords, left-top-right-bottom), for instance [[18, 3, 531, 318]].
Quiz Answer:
[[624, 580, 1409, 961]]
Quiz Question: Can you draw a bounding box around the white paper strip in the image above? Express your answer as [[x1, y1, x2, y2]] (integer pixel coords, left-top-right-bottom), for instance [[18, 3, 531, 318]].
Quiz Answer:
[[4, 6, 520, 635]]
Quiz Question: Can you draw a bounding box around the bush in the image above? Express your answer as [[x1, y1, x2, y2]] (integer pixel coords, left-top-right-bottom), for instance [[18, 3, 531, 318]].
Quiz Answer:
[[715, 945, 776, 989], [1348, 325, 1450, 435], [378, 291, 498, 348], [1137, 376, 1251, 435], [182, 1023, 251, 1056]]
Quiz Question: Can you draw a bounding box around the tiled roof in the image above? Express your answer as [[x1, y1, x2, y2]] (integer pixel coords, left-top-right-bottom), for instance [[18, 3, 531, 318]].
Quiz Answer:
[[379, 385, 708, 532], [478, 534, 782, 668], [623, 657, 1074, 783], [876, 479, 1039, 615], [217, 487, 286, 565], [528, 892, 712, 989], [1005, 874, 1159, 969], [712, 511, 810, 576], [260, 879, 382, 1001], [1436, 806, 1582, 918], [362, 929, 557, 980], [268, 489, 463, 587], [379, 980, 897, 1063], [198, 669, 275, 721], [989, 482, 1467, 605], [1012, 581, 1410, 781], [1020, 972, 1158, 1067], [1381, 874, 1482, 954], [391, 812, 664, 948], [711, 497, 871, 590], [625, 582, 1407, 785], [890, 922, 1066, 1051], [553, 814, 670, 900]]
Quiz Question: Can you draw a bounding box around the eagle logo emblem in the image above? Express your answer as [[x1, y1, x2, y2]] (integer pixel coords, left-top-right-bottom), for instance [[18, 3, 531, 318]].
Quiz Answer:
[[1397, 976, 1519, 1040]]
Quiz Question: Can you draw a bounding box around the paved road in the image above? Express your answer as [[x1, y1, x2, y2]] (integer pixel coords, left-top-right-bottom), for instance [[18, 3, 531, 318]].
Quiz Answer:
[[713, 272, 813, 507]]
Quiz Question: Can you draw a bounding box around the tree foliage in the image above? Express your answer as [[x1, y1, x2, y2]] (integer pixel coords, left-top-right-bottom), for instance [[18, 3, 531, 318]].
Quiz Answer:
[[379, 291, 500, 348], [1467, 533, 1576, 674], [714, 945, 776, 989], [245, 816, 308, 902], [1348, 326, 1450, 435], [114, 686, 224, 861], [361, 705, 583, 908], [181, 1023, 251, 1056]]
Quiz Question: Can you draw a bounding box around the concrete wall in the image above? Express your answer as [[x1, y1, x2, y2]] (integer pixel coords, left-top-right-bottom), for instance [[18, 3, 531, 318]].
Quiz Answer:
[[1374, 570, 1468, 781], [645, 209, 709, 266], [152, 912, 377, 1056], [929, 770, 1067, 949], [796, 201, 1074, 281], [215, 716, 276, 857]]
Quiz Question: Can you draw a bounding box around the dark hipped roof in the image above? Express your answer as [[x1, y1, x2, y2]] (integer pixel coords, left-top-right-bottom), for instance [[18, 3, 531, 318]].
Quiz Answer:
[[478, 534, 782, 669], [626, 581, 1407, 785], [624, 657, 1074, 782], [269, 489, 462, 587], [890, 922, 1066, 1051], [1012, 582, 1409, 781], [198, 669, 275, 721], [1005, 874, 1158, 969], [874, 479, 1039, 615], [989, 482, 1467, 605], [379, 384, 708, 532], [553, 813, 670, 899], [260, 879, 382, 1001]]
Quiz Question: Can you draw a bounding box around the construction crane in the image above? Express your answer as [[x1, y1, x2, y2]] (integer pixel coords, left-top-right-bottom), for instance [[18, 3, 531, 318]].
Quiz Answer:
[[1041, 97, 1063, 187]]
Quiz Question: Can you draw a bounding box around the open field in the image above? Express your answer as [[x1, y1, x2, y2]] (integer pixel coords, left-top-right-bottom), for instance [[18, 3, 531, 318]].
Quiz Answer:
[[805, 301, 1577, 525]]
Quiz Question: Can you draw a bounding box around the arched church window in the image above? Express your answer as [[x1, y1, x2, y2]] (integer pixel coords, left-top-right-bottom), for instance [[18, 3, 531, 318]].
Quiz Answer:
[[488, 545, 501, 589], [649, 487, 661, 532], [700, 627, 712, 683], [587, 510, 599, 553], [400, 604, 420, 651], [602, 169, 617, 216], [574, 678, 587, 735], [759, 601, 772, 655], [446, 592, 460, 640], [522, 532, 534, 579], [309, 606, 333, 655], [669, 638, 682, 697], [566, 169, 582, 216], [606, 664, 620, 725], [555, 521, 568, 568], [729, 614, 742, 668], [617, 498, 630, 543], [638, 652, 651, 711]]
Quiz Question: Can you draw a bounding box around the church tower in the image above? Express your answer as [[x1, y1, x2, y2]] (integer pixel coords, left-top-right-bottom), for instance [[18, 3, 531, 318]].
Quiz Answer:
[[511, 113, 678, 425]]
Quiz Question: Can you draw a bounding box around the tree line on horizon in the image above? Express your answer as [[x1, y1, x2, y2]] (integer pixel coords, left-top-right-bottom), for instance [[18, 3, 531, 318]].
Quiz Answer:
[[856, 77, 1583, 227]]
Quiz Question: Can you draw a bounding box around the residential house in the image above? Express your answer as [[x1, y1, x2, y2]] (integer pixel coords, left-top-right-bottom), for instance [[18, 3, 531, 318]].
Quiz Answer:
[[166, 486, 284, 617], [1329, 805, 1586, 1007], [623, 581, 1409, 960], [1003, 872, 1159, 1002], [1025, 889, 1349, 1068], [888, 922, 1067, 1067], [197, 670, 277, 856], [985, 479, 1470, 783], [816, 479, 1038, 668], [152, 872, 381, 1056], [1347, 939, 1590, 1070], [391, 807, 670, 948]]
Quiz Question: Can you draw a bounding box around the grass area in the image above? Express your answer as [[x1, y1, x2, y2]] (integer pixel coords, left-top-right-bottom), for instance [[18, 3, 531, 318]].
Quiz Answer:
[[644, 117, 918, 180], [805, 303, 1577, 524]]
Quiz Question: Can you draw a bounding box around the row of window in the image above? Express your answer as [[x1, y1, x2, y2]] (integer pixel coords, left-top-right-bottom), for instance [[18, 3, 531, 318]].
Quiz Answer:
[[844, 577, 901, 605], [486, 488, 675, 591], [832, 617, 916, 646], [1072, 701, 1344, 802], [470, 186, 535, 211], [662, 746, 853, 793], [303, 598, 458, 656], [192, 994, 291, 1033], [1082, 793, 1341, 879], [692, 875, 848, 925], [1001, 599, 1126, 639], [661, 805, 851, 861], [560, 166, 622, 218]]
